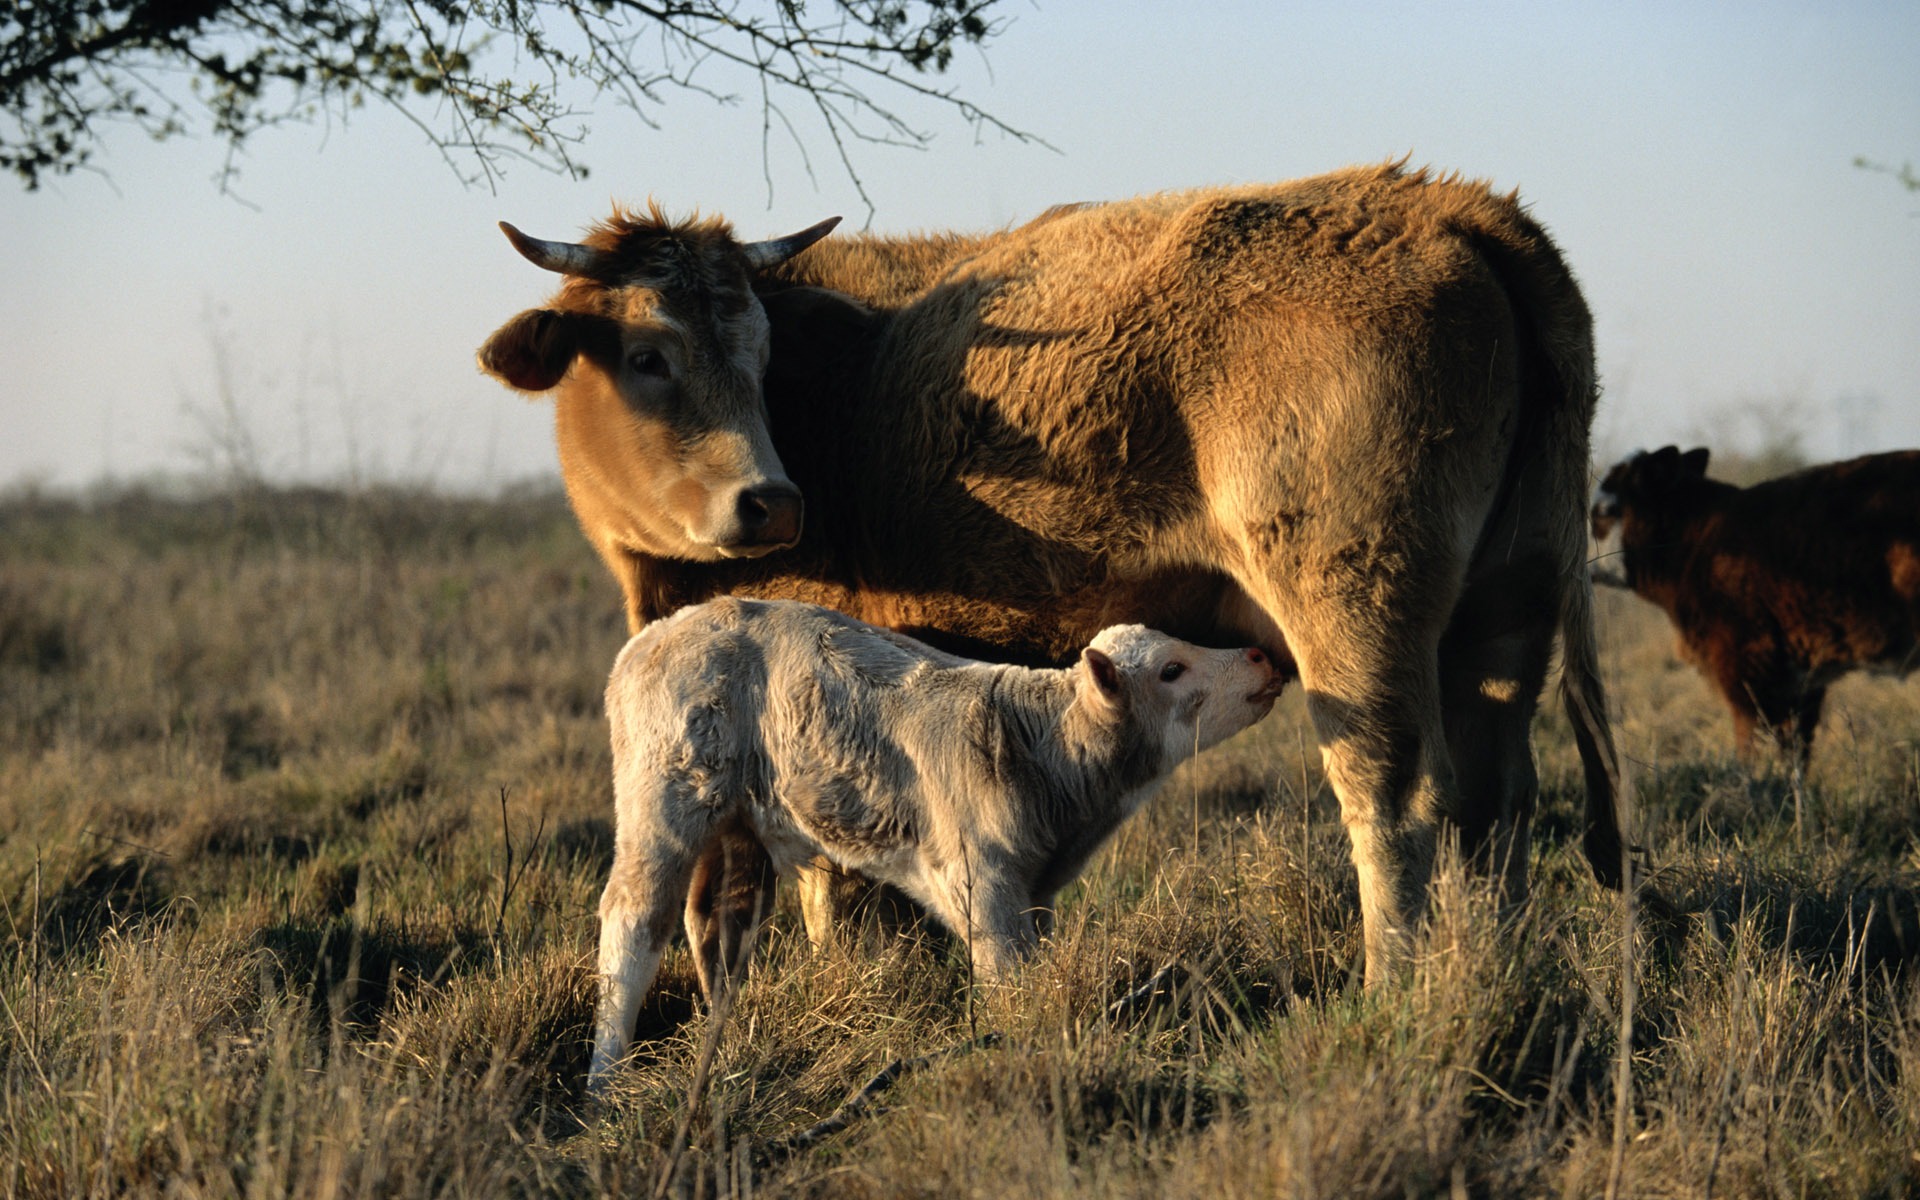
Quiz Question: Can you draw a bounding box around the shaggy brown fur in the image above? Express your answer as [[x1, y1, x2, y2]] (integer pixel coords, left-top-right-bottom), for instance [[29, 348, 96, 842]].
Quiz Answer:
[[480, 162, 1627, 983], [1593, 446, 1920, 769]]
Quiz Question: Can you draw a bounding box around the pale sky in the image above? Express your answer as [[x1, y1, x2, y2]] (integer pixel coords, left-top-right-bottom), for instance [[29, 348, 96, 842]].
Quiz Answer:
[[3, 0, 1916, 491]]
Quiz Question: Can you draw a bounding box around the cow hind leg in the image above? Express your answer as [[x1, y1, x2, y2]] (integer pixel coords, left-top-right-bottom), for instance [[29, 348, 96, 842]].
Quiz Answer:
[[1258, 578, 1463, 987], [1313, 665, 1455, 986], [1439, 553, 1562, 909], [684, 822, 776, 1005]]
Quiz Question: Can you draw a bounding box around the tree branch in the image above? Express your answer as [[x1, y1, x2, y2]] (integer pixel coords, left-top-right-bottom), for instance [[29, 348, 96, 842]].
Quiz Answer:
[[2, 0, 1038, 192]]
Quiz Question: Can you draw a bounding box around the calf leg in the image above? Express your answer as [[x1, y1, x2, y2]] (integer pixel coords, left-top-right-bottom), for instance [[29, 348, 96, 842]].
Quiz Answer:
[[965, 899, 1042, 982], [1726, 696, 1765, 765], [684, 823, 776, 1005], [794, 859, 872, 949], [1744, 682, 1824, 779], [922, 867, 1040, 982], [592, 831, 699, 1087], [1719, 663, 1805, 772]]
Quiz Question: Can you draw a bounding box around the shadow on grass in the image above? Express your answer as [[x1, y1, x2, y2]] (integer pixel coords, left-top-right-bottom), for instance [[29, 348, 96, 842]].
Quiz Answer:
[[547, 818, 614, 877], [255, 913, 477, 1033], [1653, 865, 1920, 978], [28, 851, 172, 960]]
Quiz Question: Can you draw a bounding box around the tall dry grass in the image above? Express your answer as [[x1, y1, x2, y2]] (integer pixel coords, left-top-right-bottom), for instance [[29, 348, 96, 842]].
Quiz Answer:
[[2, 484, 1916, 1198]]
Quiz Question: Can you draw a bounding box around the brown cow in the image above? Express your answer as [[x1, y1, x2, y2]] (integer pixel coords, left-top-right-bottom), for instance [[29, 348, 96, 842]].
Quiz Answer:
[[479, 163, 1628, 985], [1592, 445, 1920, 770]]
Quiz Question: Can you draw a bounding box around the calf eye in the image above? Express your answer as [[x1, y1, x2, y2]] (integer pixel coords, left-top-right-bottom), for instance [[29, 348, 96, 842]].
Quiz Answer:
[[1159, 662, 1186, 682], [629, 348, 669, 377]]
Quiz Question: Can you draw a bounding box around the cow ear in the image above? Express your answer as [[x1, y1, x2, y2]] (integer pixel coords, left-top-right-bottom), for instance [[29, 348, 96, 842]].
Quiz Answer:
[[478, 308, 578, 394], [1080, 648, 1126, 717], [760, 287, 875, 386], [1680, 447, 1711, 477]]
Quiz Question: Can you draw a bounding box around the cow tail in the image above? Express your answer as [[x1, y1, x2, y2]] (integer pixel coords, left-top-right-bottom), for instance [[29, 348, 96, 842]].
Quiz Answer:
[[1559, 568, 1628, 889], [1471, 204, 1633, 892]]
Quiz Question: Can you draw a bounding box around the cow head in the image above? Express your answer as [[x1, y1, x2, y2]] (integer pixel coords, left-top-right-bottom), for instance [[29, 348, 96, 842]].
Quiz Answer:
[[1591, 445, 1711, 540], [478, 205, 839, 562]]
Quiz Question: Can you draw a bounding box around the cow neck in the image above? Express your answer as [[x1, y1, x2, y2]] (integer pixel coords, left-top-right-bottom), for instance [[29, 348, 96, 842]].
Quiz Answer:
[[620, 528, 1053, 661], [624, 541, 849, 630], [764, 230, 995, 308]]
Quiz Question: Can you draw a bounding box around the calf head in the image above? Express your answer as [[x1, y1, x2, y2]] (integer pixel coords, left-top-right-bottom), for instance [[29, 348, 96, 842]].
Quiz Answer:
[[1591, 445, 1711, 541], [478, 205, 839, 561], [1077, 625, 1282, 772]]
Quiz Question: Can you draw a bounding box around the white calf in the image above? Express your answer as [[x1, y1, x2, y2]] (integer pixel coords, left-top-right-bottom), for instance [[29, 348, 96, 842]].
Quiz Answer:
[[591, 597, 1281, 1084]]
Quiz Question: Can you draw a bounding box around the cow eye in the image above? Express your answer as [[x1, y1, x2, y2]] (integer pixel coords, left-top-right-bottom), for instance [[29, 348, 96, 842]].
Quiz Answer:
[[1159, 662, 1186, 683], [629, 347, 669, 377]]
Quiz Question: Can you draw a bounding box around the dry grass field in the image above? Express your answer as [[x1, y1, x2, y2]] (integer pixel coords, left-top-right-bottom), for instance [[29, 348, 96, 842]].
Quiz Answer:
[[3, 482, 1918, 1198]]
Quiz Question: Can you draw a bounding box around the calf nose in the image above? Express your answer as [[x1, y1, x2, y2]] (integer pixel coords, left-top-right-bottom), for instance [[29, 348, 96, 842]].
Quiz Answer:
[[1246, 645, 1289, 701], [736, 483, 804, 546]]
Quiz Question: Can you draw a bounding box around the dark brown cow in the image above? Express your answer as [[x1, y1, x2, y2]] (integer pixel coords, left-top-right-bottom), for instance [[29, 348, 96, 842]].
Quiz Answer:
[[480, 163, 1629, 985], [1592, 445, 1920, 769]]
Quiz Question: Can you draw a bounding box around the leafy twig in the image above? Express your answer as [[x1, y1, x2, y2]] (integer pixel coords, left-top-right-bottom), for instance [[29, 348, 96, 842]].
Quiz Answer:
[[3, 0, 1041, 198]]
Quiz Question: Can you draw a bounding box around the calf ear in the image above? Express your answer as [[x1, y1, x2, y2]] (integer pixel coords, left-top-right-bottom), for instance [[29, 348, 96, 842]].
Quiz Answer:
[[478, 308, 579, 393], [1680, 446, 1711, 477], [1080, 648, 1126, 717], [760, 287, 875, 386]]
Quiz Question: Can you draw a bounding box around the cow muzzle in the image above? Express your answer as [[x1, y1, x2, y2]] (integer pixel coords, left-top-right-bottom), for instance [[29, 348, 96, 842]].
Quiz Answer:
[[716, 482, 804, 556]]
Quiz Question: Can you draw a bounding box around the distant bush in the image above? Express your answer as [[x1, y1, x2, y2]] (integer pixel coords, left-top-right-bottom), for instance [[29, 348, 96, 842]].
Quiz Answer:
[[1687, 397, 1812, 486], [0, 479, 580, 562]]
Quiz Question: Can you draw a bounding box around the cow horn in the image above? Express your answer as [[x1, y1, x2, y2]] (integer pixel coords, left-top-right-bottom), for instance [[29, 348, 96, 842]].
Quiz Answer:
[[498, 221, 609, 278], [741, 216, 842, 270]]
